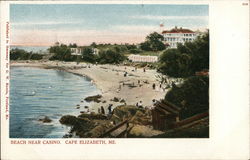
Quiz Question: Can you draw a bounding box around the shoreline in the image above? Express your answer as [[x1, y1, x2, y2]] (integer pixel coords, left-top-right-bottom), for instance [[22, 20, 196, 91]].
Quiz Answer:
[[11, 60, 166, 113]]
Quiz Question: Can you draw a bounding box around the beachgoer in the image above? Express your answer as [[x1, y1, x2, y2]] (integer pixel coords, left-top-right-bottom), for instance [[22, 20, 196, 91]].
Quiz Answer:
[[136, 102, 139, 107], [98, 108, 101, 114], [108, 104, 113, 114], [101, 106, 105, 114], [143, 68, 146, 72], [138, 101, 143, 108], [152, 83, 156, 90], [138, 80, 140, 84]]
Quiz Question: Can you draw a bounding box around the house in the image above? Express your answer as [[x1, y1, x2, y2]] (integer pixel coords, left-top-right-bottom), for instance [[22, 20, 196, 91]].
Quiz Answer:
[[92, 48, 99, 55], [70, 48, 83, 55], [128, 54, 158, 63], [162, 26, 198, 48]]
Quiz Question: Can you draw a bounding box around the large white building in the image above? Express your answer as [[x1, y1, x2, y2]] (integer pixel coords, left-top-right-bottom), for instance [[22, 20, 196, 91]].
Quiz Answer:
[[162, 27, 198, 48]]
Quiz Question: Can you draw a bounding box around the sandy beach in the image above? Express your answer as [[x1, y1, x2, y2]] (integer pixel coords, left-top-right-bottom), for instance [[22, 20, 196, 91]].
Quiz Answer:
[[11, 60, 166, 112]]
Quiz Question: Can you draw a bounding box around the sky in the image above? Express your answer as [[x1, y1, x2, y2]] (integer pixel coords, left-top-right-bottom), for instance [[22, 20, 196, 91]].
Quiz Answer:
[[10, 4, 208, 46]]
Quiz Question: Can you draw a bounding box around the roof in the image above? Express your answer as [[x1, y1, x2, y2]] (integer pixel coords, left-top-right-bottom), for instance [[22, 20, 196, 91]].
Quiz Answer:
[[162, 28, 195, 34], [154, 100, 181, 116]]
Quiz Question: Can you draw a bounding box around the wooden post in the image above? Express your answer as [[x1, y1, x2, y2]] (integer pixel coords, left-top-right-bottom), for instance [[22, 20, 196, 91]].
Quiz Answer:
[[124, 122, 129, 138]]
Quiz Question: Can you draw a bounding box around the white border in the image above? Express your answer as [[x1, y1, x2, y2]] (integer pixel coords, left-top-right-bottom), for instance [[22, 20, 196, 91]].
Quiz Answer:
[[1, 1, 249, 160]]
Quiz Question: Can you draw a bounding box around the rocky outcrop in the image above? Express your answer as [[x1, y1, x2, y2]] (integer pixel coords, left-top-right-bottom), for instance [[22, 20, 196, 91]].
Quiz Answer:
[[84, 95, 102, 103], [84, 122, 114, 138], [129, 125, 163, 137], [110, 105, 151, 125], [38, 116, 52, 123], [78, 112, 107, 120], [110, 97, 120, 102], [60, 105, 156, 138]]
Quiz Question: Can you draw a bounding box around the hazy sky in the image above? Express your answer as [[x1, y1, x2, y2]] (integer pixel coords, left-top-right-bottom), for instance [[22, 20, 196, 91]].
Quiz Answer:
[[10, 4, 208, 46]]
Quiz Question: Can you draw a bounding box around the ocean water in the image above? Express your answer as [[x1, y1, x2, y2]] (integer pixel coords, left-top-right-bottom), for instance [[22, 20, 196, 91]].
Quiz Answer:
[[10, 67, 100, 138]]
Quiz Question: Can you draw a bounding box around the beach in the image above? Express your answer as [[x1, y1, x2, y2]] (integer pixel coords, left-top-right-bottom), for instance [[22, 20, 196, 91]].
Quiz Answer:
[[11, 60, 166, 112]]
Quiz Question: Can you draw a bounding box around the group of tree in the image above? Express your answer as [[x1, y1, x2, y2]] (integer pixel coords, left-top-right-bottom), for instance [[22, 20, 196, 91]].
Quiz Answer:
[[159, 32, 209, 119], [81, 47, 126, 64], [140, 32, 166, 51], [158, 32, 209, 78], [10, 48, 44, 60], [49, 43, 75, 61], [48, 43, 126, 64]]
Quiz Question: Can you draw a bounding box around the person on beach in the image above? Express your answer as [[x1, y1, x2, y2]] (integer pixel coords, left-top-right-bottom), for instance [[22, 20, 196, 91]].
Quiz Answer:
[[152, 83, 156, 90], [138, 80, 140, 84], [108, 104, 113, 115], [101, 106, 105, 114], [98, 108, 101, 114], [138, 101, 143, 109], [143, 68, 146, 72], [124, 72, 127, 77]]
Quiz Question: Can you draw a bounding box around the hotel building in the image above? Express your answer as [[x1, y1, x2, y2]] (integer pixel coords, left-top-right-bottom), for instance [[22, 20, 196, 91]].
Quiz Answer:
[[162, 27, 198, 48]]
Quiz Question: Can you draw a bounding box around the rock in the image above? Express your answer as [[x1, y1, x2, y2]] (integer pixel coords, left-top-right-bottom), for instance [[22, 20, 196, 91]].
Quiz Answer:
[[110, 105, 141, 124], [76, 104, 80, 106], [84, 95, 102, 103], [76, 106, 80, 109], [120, 99, 126, 103], [59, 115, 79, 126], [84, 122, 114, 138], [111, 97, 120, 102], [78, 112, 107, 120], [84, 106, 89, 109], [38, 116, 52, 123], [130, 110, 151, 125], [129, 125, 163, 137], [102, 100, 106, 103]]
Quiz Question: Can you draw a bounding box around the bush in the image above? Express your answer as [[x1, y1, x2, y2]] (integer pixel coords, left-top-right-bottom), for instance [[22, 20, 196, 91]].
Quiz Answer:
[[158, 32, 209, 78], [165, 76, 209, 119], [97, 49, 126, 64], [129, 49, 141, 54], [10, 48, 44, 60], [81, 47, 97, 63], [49, 43, 72, 61], [30, 53, 44, 60]]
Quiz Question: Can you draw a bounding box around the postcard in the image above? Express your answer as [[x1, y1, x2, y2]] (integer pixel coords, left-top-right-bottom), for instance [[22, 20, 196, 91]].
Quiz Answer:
[[0, 0, 249, 159]]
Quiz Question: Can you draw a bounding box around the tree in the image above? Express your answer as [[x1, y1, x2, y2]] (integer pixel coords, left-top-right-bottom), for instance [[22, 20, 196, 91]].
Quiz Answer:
[[159, 32, 209, 119], [140, 41, 152, 51], [165, 76, 209, 119], [81, 47, 96, 63], [97, 49, 126, 64], [10, 48, 44, 60], [49, 43, 72, 61], [90, 42, 97, 48], [158, 32, 209, 77], [69, 43, 77, 48], [140, 32, 166, 51]]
